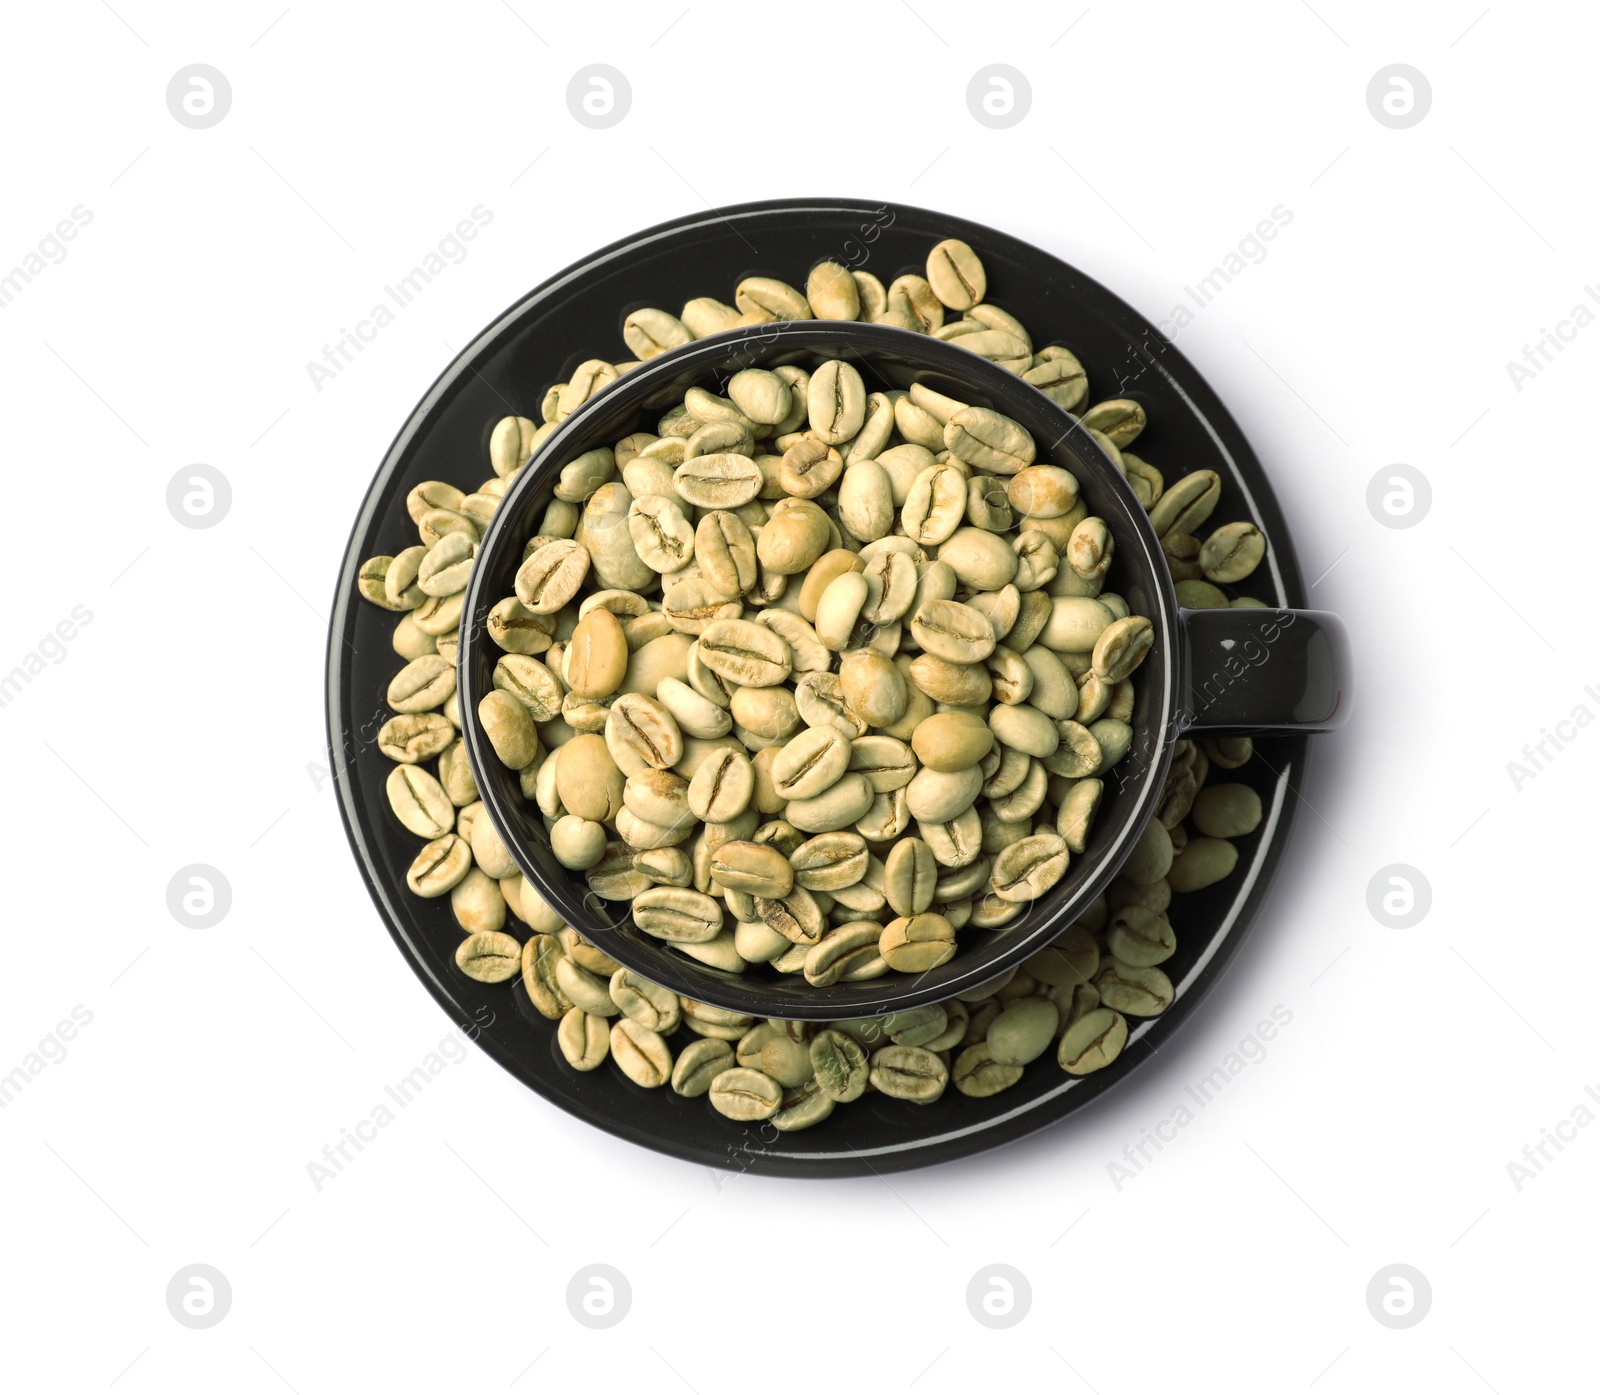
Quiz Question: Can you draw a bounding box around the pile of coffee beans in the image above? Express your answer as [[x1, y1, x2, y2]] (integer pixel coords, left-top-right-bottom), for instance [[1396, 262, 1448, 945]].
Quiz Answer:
[[477, 350, 1157, 991], [356, 235, 1267, 1130]]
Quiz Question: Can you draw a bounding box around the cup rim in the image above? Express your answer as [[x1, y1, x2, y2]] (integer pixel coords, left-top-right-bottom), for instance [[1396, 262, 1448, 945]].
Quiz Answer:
[[459, 319, 1183, 1020]]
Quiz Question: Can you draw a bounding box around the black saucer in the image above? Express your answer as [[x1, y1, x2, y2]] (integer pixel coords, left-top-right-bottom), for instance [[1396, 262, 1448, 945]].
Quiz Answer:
[[325, 198, 1310, 1177]]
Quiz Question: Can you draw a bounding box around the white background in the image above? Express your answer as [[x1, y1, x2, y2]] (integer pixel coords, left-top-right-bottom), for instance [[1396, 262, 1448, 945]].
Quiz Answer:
[[1, 1, 1592, 1388]]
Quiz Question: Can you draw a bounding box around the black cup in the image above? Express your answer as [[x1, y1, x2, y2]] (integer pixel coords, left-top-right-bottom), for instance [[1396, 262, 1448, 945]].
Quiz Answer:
[[459, 321, 1350, 1021]]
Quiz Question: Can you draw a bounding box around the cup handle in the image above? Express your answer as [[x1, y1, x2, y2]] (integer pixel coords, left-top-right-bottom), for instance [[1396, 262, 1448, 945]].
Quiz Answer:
[[1178, 607, 1351, 733]]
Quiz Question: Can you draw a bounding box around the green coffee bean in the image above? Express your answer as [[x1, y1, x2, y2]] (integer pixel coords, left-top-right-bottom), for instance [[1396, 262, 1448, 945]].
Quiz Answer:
[[884, 836, 937, 917], [671, 1038, 735, 1096], [487, 597, 553, 654], [358, 556, 409, 610], [450, 867, 505, 933], [987, 997, 1060, 1065], [558, 1008, 611, 1070], [868, 1045, 948, 1103], [417, 533, 477, 597], [990, 832, 1070, 902], [455, 930, 522, 983], [884, 1004, 948, 1048], [917, 1000, 967, 1053], [1106, 907, 1176, 967], [803, 922, 882, 987], [1058, 1008, 1128, 1074], [408, 478, 466, 523], [555, 930, 619, 978], [1094, 959, 1174, 1017], [708, 1066, 784, 1120], [754, 886, 826, 946], [1191, 783, 1262, 838], [1204, 736, 1253, 769], [391, 611, 436, 661], [1167, 836, 1239, 892], [1046, 721, 1102, 778], [789, 832, 868, 892], [633, 887, 723, 943], [1054, 778, 1102, 853], [1023, 924, 1098, 990], [1078, 398, 1147, 448], [806, 261, 861, 321], [1199, 521, 1265, 583], [515, 936, 567, 1020], [478, 691, 539, 770], [679, 1000, 755, 1040], [610, 1020, 674, 1087], [1050, 981, 1101, 1029], [926, 239, 986, 311], [1023, 347, 1088, 409], [494, 654, 562, 722], [1176, 578, 1229, 609], [378, 713, 455, 765], [944, 407, 1035, 475], [1123, 817, 1175, 885], [554, 956, 619, 1017], [809, 1029, 870, 1102], [736, 276, 810, 322], [771, 1077, 835, 1131], [879, 912, 957, 972], [808, 360, 866, 445], [953, 1042, 1024, 1097], [962, 1000, 1002, 1044], [1149, 470, 1221, 538], [735, 1024, 812, 1088], [624, 308, 692, 359], [609, 969, 681, 1033], [437, 739, 479, 807], [400, 834, 469, 898], [386, 765, 453, 838], [388, 655, 456, 713], [684, 933, 751, 975]]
